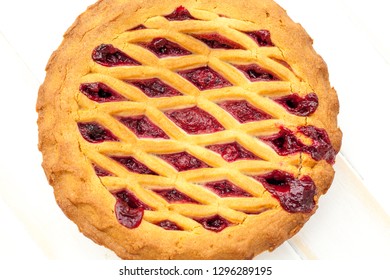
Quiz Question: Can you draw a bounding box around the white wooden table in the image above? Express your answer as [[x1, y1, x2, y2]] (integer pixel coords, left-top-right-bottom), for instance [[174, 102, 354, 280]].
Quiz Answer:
[[1, 0, 389, 261]]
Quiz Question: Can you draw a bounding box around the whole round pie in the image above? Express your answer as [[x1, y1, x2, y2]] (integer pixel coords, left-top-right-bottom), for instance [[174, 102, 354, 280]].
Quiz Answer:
[[37, 0, 341, 259]]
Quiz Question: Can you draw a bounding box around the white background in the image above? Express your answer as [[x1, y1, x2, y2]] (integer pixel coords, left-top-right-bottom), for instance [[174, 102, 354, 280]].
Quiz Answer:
[[0, 0, 390, 273]]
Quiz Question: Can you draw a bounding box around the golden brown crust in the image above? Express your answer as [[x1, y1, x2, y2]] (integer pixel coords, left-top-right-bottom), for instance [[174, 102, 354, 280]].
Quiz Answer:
[[37, 0, 341, 259]]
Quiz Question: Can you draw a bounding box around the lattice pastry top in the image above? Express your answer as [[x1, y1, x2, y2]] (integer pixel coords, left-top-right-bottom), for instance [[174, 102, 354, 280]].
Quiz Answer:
[[37, 0, 341, 259]]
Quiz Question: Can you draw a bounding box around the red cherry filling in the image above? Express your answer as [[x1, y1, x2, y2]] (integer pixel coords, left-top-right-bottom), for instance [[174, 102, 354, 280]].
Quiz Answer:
[[206, 142, 259, 162], [155, 220, 183, 231], [159, 152, 209, 171], [274, 93, 319, 116], [260, 127, 304, 156], [235, 64, 280, 82], [245, 30, 274, 47], [128, 24, 146, 31], [80, 82, 127, 103], [260, 126, 336, 163], [191, 33, 244, 49], [272, 58, 294, 72], [254, 170, 316, 213], [111, 156, 157, 175], [92, 44, 140, 67], [118, 115, 169, 139], [78, 122, 119, 143], [179, 66, 232, 90], [93, 164, 112, 177], [204, 180, 252, 197], [166, 106, 224, 134], [299, 126, 336, 164], [127, 78, 182, 98], [165, 6, 196, 21], [152, 188, 198, 204], [140, 38, 192, 58], [194, 215, 230, 232], [113, 190, 152, 229], [218, 100, 272, 123]]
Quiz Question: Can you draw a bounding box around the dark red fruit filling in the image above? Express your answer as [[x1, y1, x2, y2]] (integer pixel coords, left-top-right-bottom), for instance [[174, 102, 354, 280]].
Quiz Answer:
[[235, 64, 280, 82], [191, 33, 244, 50], [93, 164, 112, 177], [111, 156, 157, 175], [165, 6, 196, 21], [155, 220, 183, 231], [245, 30, 274, 47], [166, 106, 224, 134], [115, 190, 152, 210], [128, 24, 146, 31], [127, 78, 182, 98], [113, 190, 152, 229], [179, 66, 232, 90], [206, 142, 259, 162], [218, 100, 272, 123], [194, 215, 230, 232], [204, 180, 252, 197], [260, 126, 336, 163], [298, 126, 336, 164], [153, 188, 198, 204], [92, 44, 140, 67], [80, 82, 127, 103], [254, 170, 316, 213], [159, 152, 209, 171], [140, 38, 192, 58], [118, 115, 169, 139], [260, 127, 304, 156], [78, 122, 119, 143], [272, 58, 294, 71], [274, 93, 319, 116]]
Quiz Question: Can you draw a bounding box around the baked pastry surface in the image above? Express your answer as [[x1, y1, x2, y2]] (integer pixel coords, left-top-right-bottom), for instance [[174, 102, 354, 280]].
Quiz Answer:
[[37, 0, 342, 259]]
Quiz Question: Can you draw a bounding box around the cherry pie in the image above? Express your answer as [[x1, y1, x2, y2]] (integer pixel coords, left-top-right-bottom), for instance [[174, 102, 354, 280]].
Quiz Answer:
[[37, 0, 342, 259]]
